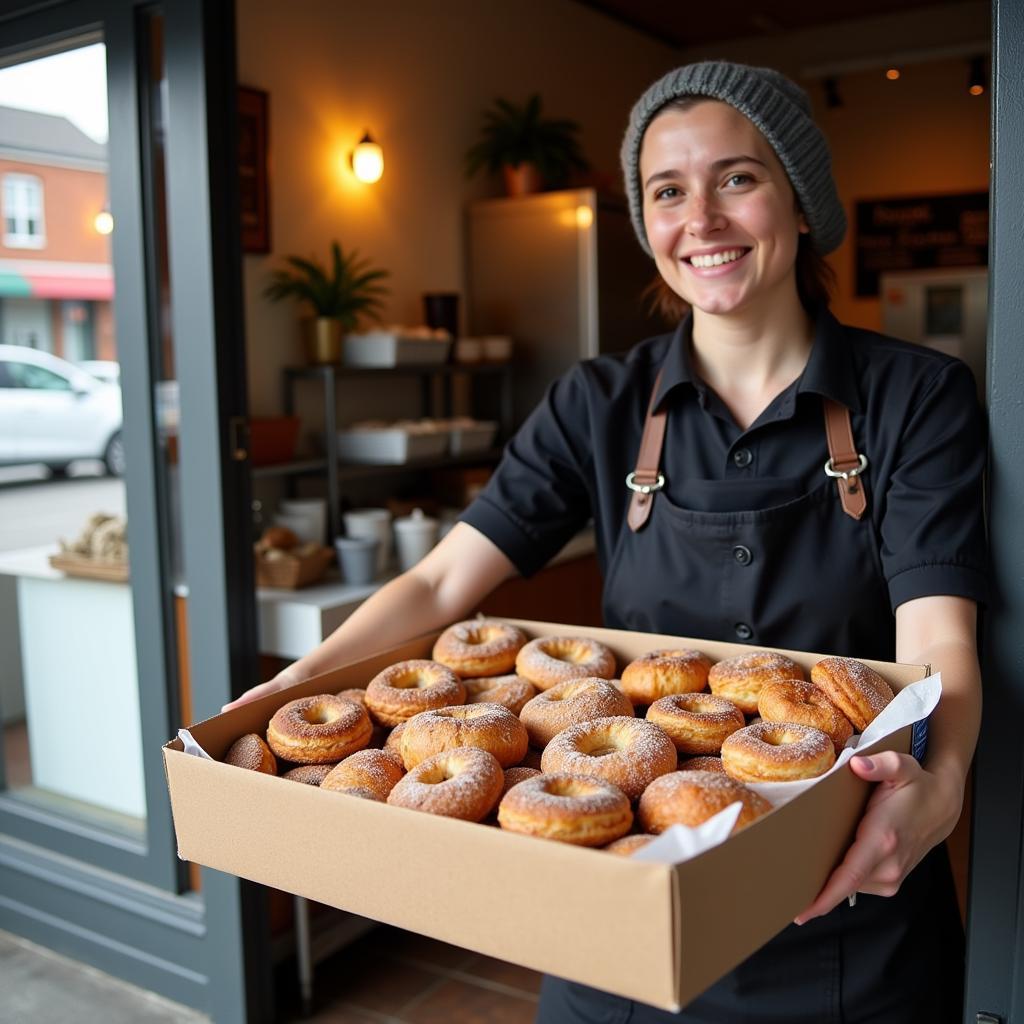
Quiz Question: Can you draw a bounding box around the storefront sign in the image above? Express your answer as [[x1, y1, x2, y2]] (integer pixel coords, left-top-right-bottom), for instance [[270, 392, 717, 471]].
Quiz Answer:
[[854, 192, 988, 296]]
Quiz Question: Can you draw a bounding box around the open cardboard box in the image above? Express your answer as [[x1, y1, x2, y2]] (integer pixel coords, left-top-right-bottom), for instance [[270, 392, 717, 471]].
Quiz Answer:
[[163, 619, 929, 1011]]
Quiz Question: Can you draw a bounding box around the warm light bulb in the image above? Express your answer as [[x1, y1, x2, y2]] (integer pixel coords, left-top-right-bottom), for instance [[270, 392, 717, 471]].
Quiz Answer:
[[969, 84, 984, 96], [351, 132, 384, 184], [885, 68, 901, 81], [575, 205, 594, 229], [94, 209, 113, 234]]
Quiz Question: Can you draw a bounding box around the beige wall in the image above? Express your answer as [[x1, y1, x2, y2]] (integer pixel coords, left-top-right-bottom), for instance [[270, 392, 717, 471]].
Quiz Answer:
[[237, 0, 677, 416]]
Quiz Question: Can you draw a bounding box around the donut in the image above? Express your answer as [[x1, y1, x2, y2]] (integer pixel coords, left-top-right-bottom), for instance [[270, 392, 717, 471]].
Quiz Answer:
[[321, 748, 405, 801], [364, 660, 466, 726], [224, 733, 277, 774], [432, 619, 528, 677], [604, 834, 657, 856], [515, 635, 616, 691], [645, 692, 745, 755], [463, 674, 536, 715], [501, 765, 542, 799], [520, 677, 634, 749], [519, 746, 544, 770], [721, 721, 836, 783], [758, 679, 853, 753], [398, 703, 529, 769], [707, 651, 806, 714], [387, 747, 504, 821], [638, 770, 772, 834], [678, 755, 726, 774], [383, 720, 407, 759], [281, 763, 335, 785], [619, 649, 714, 704], [336, 687, 367, 707], [266, 694, 372, 764], [810, 656, 894, 732], [497, 772, 633, 846], [540, 717, 677, 802]]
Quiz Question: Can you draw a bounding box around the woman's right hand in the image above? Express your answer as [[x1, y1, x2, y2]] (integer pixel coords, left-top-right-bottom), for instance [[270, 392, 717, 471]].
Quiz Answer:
[[221, 666, 301, 712]]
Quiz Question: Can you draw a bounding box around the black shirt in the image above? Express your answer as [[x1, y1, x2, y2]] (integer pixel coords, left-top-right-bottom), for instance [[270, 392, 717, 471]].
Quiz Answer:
[[461, 308, 987, 614]]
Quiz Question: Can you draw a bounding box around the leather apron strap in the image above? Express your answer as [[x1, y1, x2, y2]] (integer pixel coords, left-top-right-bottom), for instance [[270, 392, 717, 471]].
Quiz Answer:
[[627, 373, 868, 530]]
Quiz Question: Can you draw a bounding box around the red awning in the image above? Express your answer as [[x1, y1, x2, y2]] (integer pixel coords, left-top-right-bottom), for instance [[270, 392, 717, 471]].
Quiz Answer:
[[29, 271, 113, 301], [0, 261, 114, 302]]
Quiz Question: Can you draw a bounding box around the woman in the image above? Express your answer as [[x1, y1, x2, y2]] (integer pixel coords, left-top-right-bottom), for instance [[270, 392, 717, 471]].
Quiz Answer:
[[229, 62, 986, 1022]]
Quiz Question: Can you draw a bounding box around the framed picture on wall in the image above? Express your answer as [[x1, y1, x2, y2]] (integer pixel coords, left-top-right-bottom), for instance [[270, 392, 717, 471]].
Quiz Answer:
[[238, 85, 270, 254]]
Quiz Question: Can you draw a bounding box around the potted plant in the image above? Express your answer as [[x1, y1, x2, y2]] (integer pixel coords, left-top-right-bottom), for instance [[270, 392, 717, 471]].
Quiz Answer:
[[464, 94, 589, 196], [264, 242, 390, 363]]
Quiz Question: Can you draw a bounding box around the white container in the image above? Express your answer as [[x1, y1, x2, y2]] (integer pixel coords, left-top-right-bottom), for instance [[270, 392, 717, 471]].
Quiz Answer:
[[272, 511, 321, 546], [481, 335, 513, 362], [336, 426, 449, 464], [453, 337, 483, 364], [448, 419, 498, 455], [342, 330, 452, 367], [392, 508, 440, 571], [342, 507, 392, 576], [279, 498, 327, 545]]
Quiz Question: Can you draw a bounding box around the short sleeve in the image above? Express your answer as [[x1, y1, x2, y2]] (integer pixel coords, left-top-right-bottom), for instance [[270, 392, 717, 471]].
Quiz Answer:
[[879, 360, 988, 609], [459, 366, 594, 577]]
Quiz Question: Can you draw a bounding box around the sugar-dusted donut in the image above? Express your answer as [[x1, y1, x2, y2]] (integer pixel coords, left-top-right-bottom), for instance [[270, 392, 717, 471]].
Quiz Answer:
[[335, 687, 367, 707], [645, 692, 745, 755], [515, 635, 616, 691], [364, 660, 466, 726], [638, 770, 772, 834], [604, 833, 658, 856], [224, 733, 277, 774], [678, 755, 726, 774], [432, 619, 528, 677], [398, 703, 529, 769], [520, 677, 633, 749], [500, 765, 542, 799], [620, 649, 714, 705], [810, 656, 894, 732], [387, 747, 504, 821], [281, 763, 335, 785], [541, 717, 677, 802], [462, 674, 536, 716], [498, 772, 632, 846], [758, 679, 853, 753], [321, 748, 405, 801], [708, 651, 806, 714], [267, 694, 372, 764], [721, 721, 835, 782]]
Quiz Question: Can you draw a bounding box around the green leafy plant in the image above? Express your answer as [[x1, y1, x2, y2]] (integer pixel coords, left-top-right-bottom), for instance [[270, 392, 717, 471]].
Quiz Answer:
[[464, 94, 589, 188], [264, 242, 389, 330]]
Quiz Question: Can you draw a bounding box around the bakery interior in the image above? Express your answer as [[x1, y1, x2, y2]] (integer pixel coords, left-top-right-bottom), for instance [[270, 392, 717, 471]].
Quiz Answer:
[[1, 0, 1019, 1022]]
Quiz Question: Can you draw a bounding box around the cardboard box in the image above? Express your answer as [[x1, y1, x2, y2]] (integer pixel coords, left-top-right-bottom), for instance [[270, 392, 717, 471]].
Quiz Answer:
[[163, 619, 929, 1011]]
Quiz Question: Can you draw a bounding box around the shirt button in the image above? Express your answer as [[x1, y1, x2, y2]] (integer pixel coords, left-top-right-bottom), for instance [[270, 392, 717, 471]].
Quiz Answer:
[[733, 545, 752, 566], [733, 447, 753, 468], [734, 622, 753, 641]]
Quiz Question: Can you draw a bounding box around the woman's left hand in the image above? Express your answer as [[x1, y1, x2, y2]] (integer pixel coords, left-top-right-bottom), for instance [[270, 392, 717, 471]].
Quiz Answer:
[[793, 750, 963, 925]]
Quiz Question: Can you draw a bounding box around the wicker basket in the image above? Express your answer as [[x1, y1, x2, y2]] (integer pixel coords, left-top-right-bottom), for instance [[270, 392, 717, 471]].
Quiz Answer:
[[254, 546, 334, 589]]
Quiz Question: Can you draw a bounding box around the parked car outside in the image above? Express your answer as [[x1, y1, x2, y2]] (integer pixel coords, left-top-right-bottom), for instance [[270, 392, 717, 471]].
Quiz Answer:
[[78, 359, 121, 385], [0, 344, 125, 476]]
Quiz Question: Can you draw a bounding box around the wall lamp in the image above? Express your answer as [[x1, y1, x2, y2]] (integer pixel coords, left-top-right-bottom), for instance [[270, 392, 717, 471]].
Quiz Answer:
[[94, 203, 113, 235], [350, 131, 384, 183]]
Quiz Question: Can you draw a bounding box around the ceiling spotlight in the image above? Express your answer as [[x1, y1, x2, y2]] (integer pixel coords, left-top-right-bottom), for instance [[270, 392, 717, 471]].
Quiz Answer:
[[968, 56, 986, 96], [823, 77, 843, 109], [885, 67, 901, 81]]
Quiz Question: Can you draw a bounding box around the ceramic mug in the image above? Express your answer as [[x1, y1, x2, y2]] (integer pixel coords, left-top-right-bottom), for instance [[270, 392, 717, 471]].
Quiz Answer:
[[343, 507, 392, 576], [334, 536, 379, 586], [279, 498, 327, 545]]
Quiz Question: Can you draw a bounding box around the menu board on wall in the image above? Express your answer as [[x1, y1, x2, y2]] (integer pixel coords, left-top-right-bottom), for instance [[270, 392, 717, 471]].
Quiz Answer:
[[854, 192, 988, 297]]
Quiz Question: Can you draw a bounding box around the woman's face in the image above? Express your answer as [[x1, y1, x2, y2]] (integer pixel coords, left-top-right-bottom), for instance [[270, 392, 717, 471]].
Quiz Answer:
[[640, 100, 809, 318]]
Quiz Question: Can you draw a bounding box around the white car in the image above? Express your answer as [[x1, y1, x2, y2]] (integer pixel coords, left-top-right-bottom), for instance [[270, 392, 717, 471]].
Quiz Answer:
[[0, 344, 125, 476]]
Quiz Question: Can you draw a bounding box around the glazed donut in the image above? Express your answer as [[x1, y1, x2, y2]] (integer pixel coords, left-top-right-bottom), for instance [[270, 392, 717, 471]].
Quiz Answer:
[[267, 694, 372, 764], [498, 772, 633, 847], [281, 763, 335, 785], [708, 651, 806, 714], [387, 747, 504, 821], [620, 649, 714, 705], [501, 765, 542, 799], [540, 717, 677, 802], [515, 635, 616, 691], [645, 692, 745, 755], [678, 755, 726, 774], [758, 679, 853, 754], [638, 770, 772, 834], [398, 703, 529, 769], [463, 674, 536, 716], [604, 833, 657, 856], [520, 677, 634, 749], [721, 721, 836, 782], [224, 733, 277, 774], [321, 748, 405, 801], [432, 619, 528, 677], [810, 656, 894, 732], [365, 660, 466, 726]]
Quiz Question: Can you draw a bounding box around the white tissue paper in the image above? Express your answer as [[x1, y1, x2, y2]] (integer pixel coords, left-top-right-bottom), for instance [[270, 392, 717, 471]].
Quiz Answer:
[[628, 672, 942, 866], [178, 728, 213, 759]]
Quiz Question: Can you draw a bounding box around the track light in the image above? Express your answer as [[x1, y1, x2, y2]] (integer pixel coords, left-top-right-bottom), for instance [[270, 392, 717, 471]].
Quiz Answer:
[[968, 56, 986, 96]]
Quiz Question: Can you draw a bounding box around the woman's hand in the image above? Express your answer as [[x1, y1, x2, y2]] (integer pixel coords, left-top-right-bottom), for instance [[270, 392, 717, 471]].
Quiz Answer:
[[793, 750, 964, 924], [221, 666, 302, 712]]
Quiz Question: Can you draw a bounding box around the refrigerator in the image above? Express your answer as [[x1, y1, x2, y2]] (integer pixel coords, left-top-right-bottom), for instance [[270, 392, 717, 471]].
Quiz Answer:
[[466, 188, 666, 426]]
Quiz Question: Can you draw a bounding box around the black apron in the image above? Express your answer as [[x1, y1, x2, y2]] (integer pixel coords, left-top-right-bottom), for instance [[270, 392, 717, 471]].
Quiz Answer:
[[535, 375, 964, 1024]]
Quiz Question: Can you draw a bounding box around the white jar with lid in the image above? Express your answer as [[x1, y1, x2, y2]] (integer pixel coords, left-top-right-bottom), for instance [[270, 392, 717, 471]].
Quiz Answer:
[[392, 508, 440, 571]]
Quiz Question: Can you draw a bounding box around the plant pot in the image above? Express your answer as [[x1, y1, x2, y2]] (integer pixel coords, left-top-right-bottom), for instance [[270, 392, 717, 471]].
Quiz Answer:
[[303, 317, 344, 364], [502, 162, 542, 197]]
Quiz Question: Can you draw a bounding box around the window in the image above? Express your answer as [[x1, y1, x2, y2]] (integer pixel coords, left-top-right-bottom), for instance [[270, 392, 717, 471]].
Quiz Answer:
[[3, 359, 71, 390], [3, 173, 46, 248]]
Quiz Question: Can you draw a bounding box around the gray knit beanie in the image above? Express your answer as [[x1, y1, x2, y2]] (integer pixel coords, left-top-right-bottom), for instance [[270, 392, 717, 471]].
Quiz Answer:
[[621, 61, 846, 255]]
